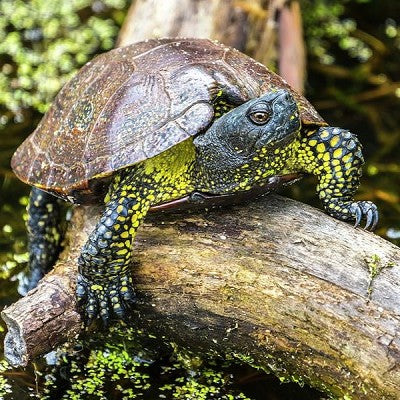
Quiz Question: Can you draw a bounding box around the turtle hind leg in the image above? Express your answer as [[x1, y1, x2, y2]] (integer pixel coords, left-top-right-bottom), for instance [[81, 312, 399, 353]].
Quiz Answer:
[[21, 187, 64, 294]]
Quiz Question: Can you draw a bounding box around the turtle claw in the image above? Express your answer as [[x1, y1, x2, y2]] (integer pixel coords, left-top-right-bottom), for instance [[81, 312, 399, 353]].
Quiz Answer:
[[365, 207, 378, 231], [350, 201, 378, 231], [76, 273, 135, 327], [353, 204, 362, 228]]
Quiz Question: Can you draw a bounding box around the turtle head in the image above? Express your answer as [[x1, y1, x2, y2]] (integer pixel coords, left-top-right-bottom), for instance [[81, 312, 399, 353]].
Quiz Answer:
[[193, 89, 301, 192], [245, 89, 301, 149]]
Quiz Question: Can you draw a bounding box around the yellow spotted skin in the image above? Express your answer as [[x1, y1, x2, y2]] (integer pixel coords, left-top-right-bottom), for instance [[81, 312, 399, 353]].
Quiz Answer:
[[212, 94, 236, 119], [194, 135, 300, 194], [295, 127, 366, 220]]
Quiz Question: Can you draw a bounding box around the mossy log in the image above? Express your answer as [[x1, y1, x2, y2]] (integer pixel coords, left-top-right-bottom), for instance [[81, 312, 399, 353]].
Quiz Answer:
[[2, 194, 400, 399]]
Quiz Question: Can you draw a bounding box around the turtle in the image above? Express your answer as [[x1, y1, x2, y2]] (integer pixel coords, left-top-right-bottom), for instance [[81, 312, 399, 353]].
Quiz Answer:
[[11, 38, 378, 325]]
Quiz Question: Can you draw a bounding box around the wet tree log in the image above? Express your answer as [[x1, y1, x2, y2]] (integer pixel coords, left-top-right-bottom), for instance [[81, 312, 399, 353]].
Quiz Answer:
[[2, 194, 400, 399]]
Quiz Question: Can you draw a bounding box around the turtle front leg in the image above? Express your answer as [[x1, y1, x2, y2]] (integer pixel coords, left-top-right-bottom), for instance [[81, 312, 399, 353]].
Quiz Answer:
[[76, 172, 153, 326], [299, 127, 378, 230]]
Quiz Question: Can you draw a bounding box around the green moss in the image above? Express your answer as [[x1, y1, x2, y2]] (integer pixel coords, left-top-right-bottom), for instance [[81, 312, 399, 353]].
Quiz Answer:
[[0, 360, 12, 398], [42, 326, 152, 399], [0, 0, 129, 127], [365, 254, 394, 298], [42, 326, 253, 399], [160, 370, 251, 400]]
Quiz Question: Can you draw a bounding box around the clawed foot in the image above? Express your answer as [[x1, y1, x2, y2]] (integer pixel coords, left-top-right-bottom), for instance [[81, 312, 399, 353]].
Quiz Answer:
[[76, 273, 136, 327], [349, 201, 379, 231], [325, 199, 378, 231]]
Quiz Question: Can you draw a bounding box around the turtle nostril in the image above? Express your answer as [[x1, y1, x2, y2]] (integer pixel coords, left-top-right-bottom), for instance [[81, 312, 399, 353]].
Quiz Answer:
[[282, 91, 290, 101], [275, 89, 291, 103]]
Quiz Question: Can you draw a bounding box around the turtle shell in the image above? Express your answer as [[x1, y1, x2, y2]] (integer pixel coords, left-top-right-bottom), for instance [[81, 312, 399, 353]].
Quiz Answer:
[[11, 38, 326, 204]]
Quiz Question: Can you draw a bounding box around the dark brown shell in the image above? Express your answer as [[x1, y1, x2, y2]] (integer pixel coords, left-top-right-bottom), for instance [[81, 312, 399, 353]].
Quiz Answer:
[[11, 38, 326, 203]]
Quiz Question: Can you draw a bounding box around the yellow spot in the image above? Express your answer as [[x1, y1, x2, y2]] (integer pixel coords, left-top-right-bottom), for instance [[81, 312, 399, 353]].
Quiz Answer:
[[306, 129, 316, 137], [333, 148, 343, 159], [121, 231, 129, 239], [316, 143, 325, 153], [117, 248, 128, 255], [103, 192, 110, 203], [321, 130, 330, 139], [330, 136, 340, 147], [323, 153, 330, 162], [342, 154, 352, 163], [117, 205, 124, 213], [91, 284, 103, 291], [308, 140, 317, 147]]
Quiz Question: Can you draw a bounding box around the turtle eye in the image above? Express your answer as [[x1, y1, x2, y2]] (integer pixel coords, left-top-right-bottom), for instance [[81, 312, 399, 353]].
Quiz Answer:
[[248, 111, 270, 125]]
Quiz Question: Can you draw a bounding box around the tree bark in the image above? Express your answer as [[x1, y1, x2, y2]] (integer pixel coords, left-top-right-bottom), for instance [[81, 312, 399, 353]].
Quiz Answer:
[[2, 195, 400, 399]]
